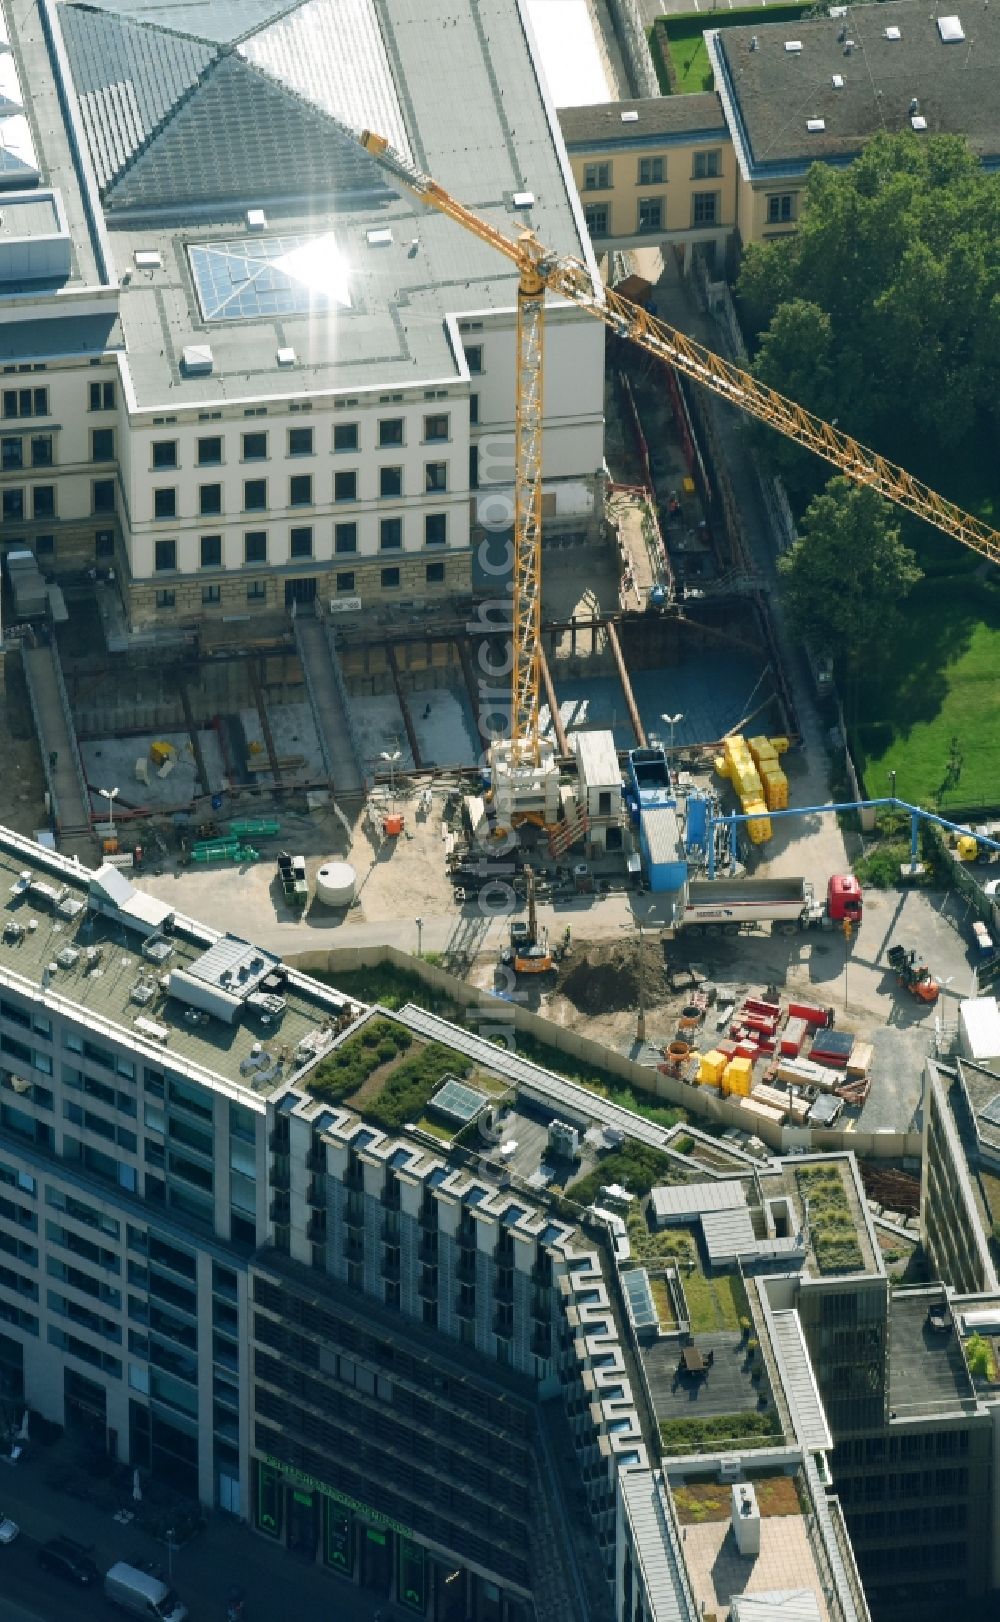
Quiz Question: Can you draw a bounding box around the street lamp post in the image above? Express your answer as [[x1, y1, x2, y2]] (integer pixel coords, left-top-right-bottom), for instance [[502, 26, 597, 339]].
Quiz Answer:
[[98, 785, 120, 836], [415, 916, 423, 958], [665, 712, 684, 755]]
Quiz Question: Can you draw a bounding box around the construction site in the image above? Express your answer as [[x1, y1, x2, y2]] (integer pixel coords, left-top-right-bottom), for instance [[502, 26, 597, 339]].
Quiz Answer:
[[4, 117, 1000, 1168]]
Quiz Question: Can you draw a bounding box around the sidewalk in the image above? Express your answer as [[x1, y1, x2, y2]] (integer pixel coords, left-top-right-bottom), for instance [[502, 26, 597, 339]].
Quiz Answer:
[[5, 1438, 396, 1622]]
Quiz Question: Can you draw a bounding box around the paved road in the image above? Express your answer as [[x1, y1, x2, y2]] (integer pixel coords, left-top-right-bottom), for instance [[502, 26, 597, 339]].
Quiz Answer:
[[21, 641, 91, 831]]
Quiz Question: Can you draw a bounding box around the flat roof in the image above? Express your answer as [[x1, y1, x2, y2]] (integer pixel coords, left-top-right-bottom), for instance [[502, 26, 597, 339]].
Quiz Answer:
[[0, 828, 348, 1102], [887, 1289, 977, 1417], [559, 93, 727, 148], [680, 1503, 832, 1622], [712, 1, 1000, 179], [12, 0, 594, 409], [574, 728, 621, 789]]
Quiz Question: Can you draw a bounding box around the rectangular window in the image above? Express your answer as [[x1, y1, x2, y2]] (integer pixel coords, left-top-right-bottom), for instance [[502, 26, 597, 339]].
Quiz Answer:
[[469, 394, 479, 425], [242, 432, 267, 461], [424, 513, 447, 547], [583, 204, 609, 236], [289, 473, 313, 507], [289, 526, 313, 560], [154, 539, 177, 573], [378, 418, 404, 447], [692, 192, 719, 226], [465, 344, 483, 375], [154, 488, 177, 521], [469, 444, 479, 488], [155, 590, 175, 610], [693, 149, 721, 180], [2, 489, 23, 522], [334, 522, 357, 555], [89, 381, 114, 411], [31, 434, 54, 467], [95, 529, 115, 558], [583, 162, 611, 191], [202, 584, 221, 605], [91, 428, 113, 462], [247, 581, 266, 602], [199, 483, 223, 517], [424, 461, 447, 493], [93, 479, 116, 515], [30, 484, 52, 518], [197, 436, 223, 465], [381, 567, 400, 590], [423, 413, 449, 442], [379, 517, 402, 551], [334, 422, 358, 452], [244, 530, 267, 564], [152, 441, 177, 470], [638, 157, 664, 185], [426, 561, 445, 585], [767, 193, 795, 223], [334, 470, 357, 502], [3, 387, 48, 420], [1, 436, 22, 471], [35, 534, 54, 558], [379, 466, 402, 499], [335, 571, 355, 594], [637, 197, 663, 233], [244, 479, 267, 512], [288, 426, 313, 456], [200, 534, 222, 568]]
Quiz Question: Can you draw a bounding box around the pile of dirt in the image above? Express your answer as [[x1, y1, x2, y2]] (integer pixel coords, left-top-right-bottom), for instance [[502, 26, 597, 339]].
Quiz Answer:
[[558, 938, 668, 1014]]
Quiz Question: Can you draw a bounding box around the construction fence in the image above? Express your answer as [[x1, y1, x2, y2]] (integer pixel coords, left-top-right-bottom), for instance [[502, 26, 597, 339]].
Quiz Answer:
[[289, 943, 921, 1160]]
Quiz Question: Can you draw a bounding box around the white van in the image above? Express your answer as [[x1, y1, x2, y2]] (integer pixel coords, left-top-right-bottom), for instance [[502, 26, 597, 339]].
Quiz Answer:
[[104, 1561, 188, 1621]]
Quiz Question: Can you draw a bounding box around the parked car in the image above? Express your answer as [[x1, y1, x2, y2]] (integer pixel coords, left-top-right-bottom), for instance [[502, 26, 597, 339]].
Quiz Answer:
[[37, 1536, 100, 1585], [0, 1513, 19, 1544]]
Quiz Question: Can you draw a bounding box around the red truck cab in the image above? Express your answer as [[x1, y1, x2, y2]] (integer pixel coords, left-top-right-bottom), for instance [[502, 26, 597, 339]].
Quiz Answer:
[[827, 874, 863, 923]]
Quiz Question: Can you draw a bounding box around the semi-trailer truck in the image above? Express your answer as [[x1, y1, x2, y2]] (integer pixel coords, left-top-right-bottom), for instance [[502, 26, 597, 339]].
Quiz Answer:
[[675, 874, 862, 936]]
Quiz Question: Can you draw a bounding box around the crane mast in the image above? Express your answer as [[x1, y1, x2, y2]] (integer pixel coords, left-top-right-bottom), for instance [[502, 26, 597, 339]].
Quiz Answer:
[[358, 128, 1000, 819]]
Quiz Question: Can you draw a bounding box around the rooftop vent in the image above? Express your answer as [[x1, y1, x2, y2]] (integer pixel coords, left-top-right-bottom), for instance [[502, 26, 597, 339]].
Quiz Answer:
[[832, 73, 844, 87], [620, 109, 639, 122], [182, 344, 213, 376], [807, 118, 826, 132], [785, 39, 803, 52], [829, 4, 847, 13], [909, 97, 920, 115], [366, 227, 393, 247], [246, 208, 267, 231], [884, 25, 902, 39], [911, 114, 928, 130], [937, 14, 965, 41], [844, 39, 855, 52], [276, 346, 296, 367], [512, 190, 535, 207], [134, 249, 161, 270]]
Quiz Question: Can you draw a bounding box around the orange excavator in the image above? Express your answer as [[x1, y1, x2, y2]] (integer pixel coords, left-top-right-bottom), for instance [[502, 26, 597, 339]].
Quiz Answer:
[[887, 944, 939, 1004]]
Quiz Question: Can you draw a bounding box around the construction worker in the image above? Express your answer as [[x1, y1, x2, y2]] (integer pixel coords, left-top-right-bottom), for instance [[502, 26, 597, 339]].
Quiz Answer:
[[842, 917, 853, 944]]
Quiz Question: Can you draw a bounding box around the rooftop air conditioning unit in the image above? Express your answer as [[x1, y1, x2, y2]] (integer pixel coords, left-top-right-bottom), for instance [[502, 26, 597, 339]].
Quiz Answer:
[[548, 1119, 580, 1161]]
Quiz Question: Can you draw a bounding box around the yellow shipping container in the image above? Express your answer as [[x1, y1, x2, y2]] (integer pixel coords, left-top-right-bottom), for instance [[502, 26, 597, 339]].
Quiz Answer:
[[762, 769, 788, 811], [734, 768, 763, 799], [770, 736, 790, 755], [697, 1049, 728, 1086], [714, 755, 730, 780]]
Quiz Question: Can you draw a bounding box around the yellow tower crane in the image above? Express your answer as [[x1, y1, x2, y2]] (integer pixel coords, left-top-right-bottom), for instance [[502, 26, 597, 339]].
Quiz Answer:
[[359, 129, 1000, 817]]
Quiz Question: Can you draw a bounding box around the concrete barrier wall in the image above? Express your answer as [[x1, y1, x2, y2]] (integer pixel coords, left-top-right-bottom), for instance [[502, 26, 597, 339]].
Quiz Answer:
[[288, 945, 921, 1160]]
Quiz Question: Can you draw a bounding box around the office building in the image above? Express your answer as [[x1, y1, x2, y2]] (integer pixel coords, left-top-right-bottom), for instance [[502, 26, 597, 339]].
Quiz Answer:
[[0, 0, 604, 632]]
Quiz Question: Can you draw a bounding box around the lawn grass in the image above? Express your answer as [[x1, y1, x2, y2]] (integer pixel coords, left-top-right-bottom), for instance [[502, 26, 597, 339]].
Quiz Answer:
[[650, 1275, 677, 1330], [657, 5, 807, 94], [682, 1264, 748, 1333], [673, 1475, 801, 1522]]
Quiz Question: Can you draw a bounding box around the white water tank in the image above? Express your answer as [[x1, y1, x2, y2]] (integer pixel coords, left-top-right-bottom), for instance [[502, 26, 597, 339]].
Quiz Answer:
[[315, 861, 356, 908]]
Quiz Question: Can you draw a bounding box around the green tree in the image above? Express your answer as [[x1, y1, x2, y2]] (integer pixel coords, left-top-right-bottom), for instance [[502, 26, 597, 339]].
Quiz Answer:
[[737, 133, 1000, 469], [744, 299, 840, 496], [777, 478, 922, 680]]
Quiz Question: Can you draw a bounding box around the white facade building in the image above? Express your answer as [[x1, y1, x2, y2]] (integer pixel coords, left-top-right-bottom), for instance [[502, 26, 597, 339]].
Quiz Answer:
[[0, 0, 604, 633]]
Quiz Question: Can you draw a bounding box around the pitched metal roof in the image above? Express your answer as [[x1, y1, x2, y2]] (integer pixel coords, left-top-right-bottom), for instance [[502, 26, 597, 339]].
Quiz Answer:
[[59, 0, 298, 48], [619, 1469, 698, 1622], [769, 1307, 832, 1451]]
